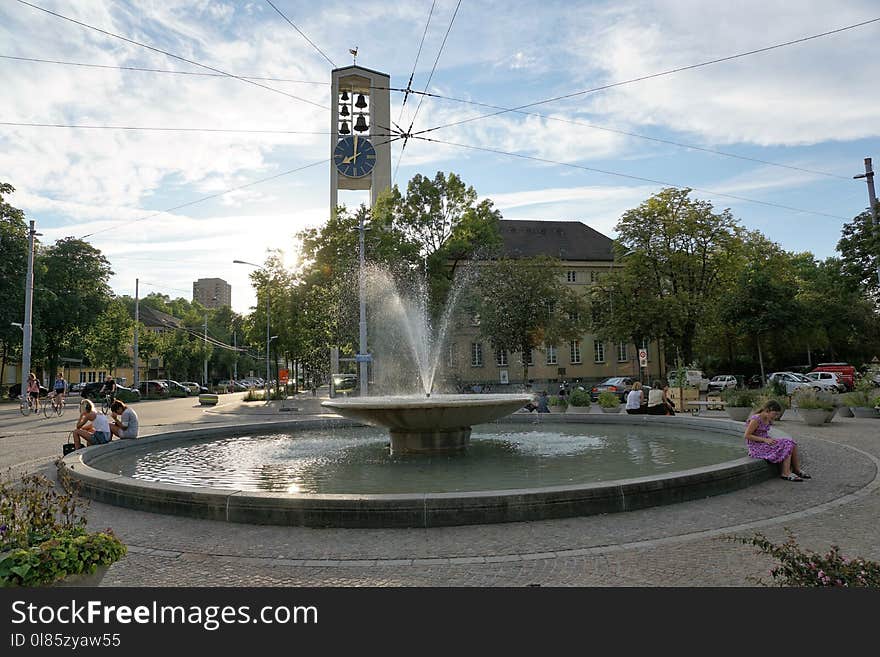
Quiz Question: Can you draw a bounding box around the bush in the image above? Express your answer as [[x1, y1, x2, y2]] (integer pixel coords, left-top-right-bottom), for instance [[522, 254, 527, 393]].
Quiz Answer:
[[550, 395, 568, 409], [568, 388, 590, 407], [597, 391, 621, 408], [733, 531, 880, 587], [769, 378, 788, 397], [793, 389, 833, 411], [722, 387, 759, 408], [0, 469, 126, 587], [844, 388, 878, 408], [755, 388, 790, 411]]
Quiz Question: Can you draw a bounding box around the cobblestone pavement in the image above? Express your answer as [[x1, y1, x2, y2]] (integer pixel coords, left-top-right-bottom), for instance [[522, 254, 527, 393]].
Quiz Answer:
[[2, 394, 877, 586]]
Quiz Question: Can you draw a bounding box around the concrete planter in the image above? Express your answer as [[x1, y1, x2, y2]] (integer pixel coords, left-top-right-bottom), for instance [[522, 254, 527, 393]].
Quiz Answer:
[[837, 405, 854, 417], [799, 408, 828, 426], [851, 407, 880, 418], [823, 407, 837, 423], [600, 405, 622, 414], [726, 406, 753, 422], [52, 564, 110, 588], [198, 393, 219, 406], [565, 405, 591, 414]]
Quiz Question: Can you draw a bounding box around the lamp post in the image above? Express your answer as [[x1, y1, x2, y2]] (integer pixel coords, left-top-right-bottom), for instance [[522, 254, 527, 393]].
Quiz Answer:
[[233, 259, 271, 403], [19, 220, 40, 411]]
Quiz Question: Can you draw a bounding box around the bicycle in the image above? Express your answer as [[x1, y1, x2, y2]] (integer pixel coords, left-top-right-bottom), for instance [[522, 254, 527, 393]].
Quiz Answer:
[[43, 392, 65, 418], [100, 394, 113, 414], [19, 394, 38, 416]]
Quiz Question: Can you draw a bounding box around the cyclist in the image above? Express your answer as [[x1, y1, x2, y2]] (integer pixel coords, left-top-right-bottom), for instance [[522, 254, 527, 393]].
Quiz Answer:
[[52, 372, 67, 405], [25, 372, 41, 414], [99, 376, 117, 407]]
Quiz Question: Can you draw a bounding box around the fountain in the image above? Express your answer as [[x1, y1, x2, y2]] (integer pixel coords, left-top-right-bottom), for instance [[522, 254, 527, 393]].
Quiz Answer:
[[321, 267, 530, 454]]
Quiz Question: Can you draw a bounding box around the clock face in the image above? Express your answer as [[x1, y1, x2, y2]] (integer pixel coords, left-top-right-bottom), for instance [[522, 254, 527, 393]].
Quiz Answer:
[[333, 135, 376, 178]]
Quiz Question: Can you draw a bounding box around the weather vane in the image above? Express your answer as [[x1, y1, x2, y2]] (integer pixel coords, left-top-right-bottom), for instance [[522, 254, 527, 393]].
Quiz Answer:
[[349, 46, 358, 66]]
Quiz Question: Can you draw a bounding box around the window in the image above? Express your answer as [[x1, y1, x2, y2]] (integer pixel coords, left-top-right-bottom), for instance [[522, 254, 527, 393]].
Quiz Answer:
[[617, 342, 627, 362], [79, 372, 86, 383], [566, 270, 576, 283], [496, 349, 508, 367], [519, 349, 533, 366], [593, 341, 605, 363], [590, 271, 599, 283], [471, 343, 483, 367], [87, 371, 96, 383], [570, 340, 582, 364], [446, 344, 456, 368], [546, 344, 557, 365]]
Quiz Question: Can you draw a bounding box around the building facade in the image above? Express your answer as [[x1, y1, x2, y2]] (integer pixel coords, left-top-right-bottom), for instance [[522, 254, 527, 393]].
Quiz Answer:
[[193, 278, 231, 309], [443, 220, 664, 390]]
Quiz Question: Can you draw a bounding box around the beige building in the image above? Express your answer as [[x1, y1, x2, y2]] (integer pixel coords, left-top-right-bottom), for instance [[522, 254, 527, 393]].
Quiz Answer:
[[193, 278, 231, 309], [443, 220, 664, 390]]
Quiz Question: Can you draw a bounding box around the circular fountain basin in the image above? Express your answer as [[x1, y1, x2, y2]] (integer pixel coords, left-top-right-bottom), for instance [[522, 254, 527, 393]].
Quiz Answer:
[[321, 394, 532, 454], [59, 415, 778, 528]]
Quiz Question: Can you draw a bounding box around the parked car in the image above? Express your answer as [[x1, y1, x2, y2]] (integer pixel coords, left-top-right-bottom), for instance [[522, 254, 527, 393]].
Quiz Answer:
[[590, 377, 637, 402], [332, 374, 358, 395], [668, 370, 710, 392], [81, 381, 140, 402], [805, 371, 846, 393], [707, 375, 738, 392], [69, 382, 84, 393], [7, 383, 49, 398], [218, 379, 249, 392], [746, 374, 765, 389], [137, 380, 169, 397], [767, 372, 813, 395], [159, 379, 191, 397], [180, 381, 208, 395], [810, 363, 855, 391]]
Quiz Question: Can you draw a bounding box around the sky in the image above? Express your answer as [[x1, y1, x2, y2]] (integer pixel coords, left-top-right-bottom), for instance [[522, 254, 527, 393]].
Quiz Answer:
[[1, 0, 878, 314]]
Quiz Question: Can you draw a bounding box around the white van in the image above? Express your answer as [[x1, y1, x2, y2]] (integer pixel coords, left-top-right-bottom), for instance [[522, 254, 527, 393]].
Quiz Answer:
[[669, 370, 710, 392]]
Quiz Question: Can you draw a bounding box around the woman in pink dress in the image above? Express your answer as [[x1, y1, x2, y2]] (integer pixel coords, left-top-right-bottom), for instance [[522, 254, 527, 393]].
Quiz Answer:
[[744, 400, 811, 482]]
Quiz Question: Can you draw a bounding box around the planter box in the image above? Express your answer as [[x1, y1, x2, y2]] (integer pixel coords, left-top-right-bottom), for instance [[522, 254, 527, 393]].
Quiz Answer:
[[198, 393, 219, 406], [823, 407, 837, 423], [565, 405, 591, 414], [51, 564, 110, 588], [600, 405, 622, 414], [837, 405, 854, 417], [799, 408, 827, 426], [726, 406, 753, 422], [851, 407, 880, 418]]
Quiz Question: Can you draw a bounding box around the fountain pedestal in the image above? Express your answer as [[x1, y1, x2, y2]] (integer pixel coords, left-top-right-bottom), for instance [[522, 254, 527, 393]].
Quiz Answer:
[[322, 394, 530, 455]]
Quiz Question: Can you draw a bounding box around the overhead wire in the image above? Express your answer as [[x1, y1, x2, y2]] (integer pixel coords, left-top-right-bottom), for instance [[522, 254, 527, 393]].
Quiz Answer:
[[0, 54, 329, 84], [410, 134, 850, 220], [394, 0, 462, 184], [393, 0, 437, 148], [264, 0, 335, 68], [411, 16, 880, 137], [0, 121, 339, 135], [15, 0, 329, 110]]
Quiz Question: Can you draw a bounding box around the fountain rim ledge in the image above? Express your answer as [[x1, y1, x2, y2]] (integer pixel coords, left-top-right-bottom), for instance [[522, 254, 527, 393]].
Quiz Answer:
[[57, 415, 781, 528]]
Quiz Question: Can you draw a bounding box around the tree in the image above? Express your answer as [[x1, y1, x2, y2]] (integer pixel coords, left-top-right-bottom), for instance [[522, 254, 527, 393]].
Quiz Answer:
[[33, 237, 113, 378], [837, 206, 880, 295], [83, 299, 134, 375], [0, 183, 29, 387], [473, 256, 589, 383], [613, 188, 742, 365]]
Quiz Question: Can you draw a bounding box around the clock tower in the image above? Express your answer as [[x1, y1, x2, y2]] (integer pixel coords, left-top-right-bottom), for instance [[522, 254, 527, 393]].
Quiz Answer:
[[330, 65, 392, 213]]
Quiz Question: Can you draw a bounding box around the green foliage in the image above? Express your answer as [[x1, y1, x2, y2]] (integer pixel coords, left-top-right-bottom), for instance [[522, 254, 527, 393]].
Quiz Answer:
[[0, 469, 125, 586], [0, 183, 29, 379], [568, 388, 591, 407], [734, 531, 880, 587], [837, 206, 880, 295], [769, 378, 788, 397], [843, 388, 878, 408], [550, 395, 568, 409], [793, 389, 833, 411], [722, 387, 759, 408], [83, 299, 134, 374], [756, 388, 790, 410], [597, 391, 621, 408]]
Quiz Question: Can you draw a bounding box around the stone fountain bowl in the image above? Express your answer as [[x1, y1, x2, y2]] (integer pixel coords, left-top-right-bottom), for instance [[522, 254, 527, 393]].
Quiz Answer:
[[322, 394, 532, 454]]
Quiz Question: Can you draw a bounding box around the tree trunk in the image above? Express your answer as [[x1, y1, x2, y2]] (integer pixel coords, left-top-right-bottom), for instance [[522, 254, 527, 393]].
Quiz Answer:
[[756, 335, 765, 385], [0, 343, 6, 391]]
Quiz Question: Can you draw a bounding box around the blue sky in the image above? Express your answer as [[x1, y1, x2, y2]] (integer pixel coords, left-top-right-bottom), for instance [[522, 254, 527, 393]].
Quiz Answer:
[[1, 0, 877, 313]]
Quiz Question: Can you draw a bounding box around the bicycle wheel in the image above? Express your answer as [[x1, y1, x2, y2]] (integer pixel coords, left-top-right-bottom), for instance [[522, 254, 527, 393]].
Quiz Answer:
[[43, 401, 53, 418], [20, 399, 31, 416], [101, 398, 110, 414], [56, 400, 65, 417]]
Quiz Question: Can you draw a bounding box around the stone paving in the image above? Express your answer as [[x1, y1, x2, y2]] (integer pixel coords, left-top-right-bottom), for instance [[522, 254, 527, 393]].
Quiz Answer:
[[1, 393, 877, 586]]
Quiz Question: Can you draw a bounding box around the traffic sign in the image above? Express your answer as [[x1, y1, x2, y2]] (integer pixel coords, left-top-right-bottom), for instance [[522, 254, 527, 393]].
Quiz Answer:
[[355, 353, 373, 363], [638, 349, 648, 367]]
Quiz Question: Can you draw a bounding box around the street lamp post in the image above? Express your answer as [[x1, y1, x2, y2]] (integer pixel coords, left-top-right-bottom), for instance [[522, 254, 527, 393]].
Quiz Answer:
[[19, 220, 40, 411], [233, 260, 271, 403]]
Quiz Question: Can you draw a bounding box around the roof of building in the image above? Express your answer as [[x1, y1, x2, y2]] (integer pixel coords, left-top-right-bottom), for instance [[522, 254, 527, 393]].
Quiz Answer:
[[498, 220, 614, 261], [137, 305, 182, 329]]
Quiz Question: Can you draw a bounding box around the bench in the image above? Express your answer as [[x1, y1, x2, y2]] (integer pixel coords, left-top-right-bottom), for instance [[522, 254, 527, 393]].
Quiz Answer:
[[686, 400, 726, 415]]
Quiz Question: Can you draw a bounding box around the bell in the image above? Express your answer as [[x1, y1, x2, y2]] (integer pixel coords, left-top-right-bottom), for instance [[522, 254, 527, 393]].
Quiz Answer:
[[340, 91, 349, 101], [353, 114, 368, 132], [340, 105, 349, 117], [354, 93, 367, 109], [339, 121, 350, 134]]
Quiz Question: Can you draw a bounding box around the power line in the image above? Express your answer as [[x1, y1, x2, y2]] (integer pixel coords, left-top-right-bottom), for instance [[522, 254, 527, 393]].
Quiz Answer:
[[386, 93, 850, 181], [395, 0, 463, 184], [264, 0, 335, 68], [412, 16, 880, 137], [0, 121, 338, 135], [15, 0, 329, 110], [395, 1, 437, 130], [0, 54, 329, 84], [411, 134, 850, 220]]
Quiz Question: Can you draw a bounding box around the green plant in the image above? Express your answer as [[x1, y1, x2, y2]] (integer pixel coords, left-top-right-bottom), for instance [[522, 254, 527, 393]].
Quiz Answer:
[[793, 389, 833, 411], [721, 387, 759, 408], [755, 388, 790, 410], [550, 395, 568, 409], [567, 388, 590, 407], [597, 391, 621, 408], [844, 389, 877, 408], [733, 531, 880, 587], [0, 470, 126, 587], [769, 378, 788, 397]]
